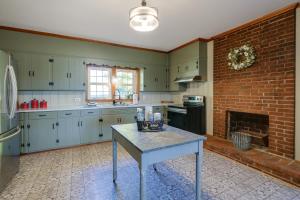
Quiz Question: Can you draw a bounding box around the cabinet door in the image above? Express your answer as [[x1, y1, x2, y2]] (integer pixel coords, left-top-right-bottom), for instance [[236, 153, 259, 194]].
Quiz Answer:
[[80, 116, 101, 144], [58, 117, 81, 147], [52, 56, 69, 90], [13, 52, 32, 90], [101, 115, 119, 141], [156, 66, 168, 91], [69, 57, 86, 90], [31, 54, 52, 90], [28, 119, 57, 152], [120, 114, 136, 124], [169, 64, 180, 91], [143, 67, 157, 91]]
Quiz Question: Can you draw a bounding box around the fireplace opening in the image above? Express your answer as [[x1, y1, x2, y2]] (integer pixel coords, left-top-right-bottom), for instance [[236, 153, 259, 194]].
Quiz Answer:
[[226, 111, 269, 148]]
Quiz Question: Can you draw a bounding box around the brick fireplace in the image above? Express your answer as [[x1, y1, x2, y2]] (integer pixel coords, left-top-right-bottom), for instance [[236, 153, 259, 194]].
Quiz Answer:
[[213, 10, 296, 158], [226, 111, 269, 148]]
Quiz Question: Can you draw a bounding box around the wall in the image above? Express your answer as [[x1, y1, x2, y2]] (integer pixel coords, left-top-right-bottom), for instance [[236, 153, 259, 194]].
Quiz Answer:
[[0, 29, 170, 106], [296, 7, 300, 161], [0, 30, 167, 66], [213, 10, 296, 158], [171, 41, 214, 135]]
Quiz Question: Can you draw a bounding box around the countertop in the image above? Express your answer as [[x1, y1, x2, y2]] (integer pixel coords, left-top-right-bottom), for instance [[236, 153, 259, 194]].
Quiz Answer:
[[112, 123, 206, 153], [17, 103, 170, 113]]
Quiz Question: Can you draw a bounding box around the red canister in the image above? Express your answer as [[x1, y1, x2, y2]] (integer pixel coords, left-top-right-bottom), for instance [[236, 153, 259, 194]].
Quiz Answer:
[[40, 100, 48, 108], [20, 102, 29, 109], [31, 99, 39, 109]]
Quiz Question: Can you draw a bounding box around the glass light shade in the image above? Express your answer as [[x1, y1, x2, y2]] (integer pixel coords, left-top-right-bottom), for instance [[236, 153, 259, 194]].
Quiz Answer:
[[129, 6, 159, 32]]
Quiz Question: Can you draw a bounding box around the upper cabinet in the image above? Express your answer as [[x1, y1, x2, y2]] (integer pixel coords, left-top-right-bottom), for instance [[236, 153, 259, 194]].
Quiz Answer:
[[168, 41, 208, 91], [13, 52, 86, 91], [142, 65, 168, 92]]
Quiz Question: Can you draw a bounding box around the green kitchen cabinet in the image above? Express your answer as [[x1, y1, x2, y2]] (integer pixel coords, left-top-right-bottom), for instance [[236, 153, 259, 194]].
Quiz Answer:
[[27, 119, 57, 152], [79, 109, 102, 144], [13, 52, 32, 90], [31, 54, 53, 90], [52, 55, 69, 90], [69, 57, 86, 90], [101, 114, 119, 140], [57, 111, 81, 147], [143, 65, 168, 92], [13, 52, 52, 91]]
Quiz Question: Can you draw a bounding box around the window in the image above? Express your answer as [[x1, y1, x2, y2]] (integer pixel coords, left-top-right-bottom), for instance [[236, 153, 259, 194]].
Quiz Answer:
[[87, 66, 112, 100], [116, 68, 137, 99], [87, 65, 138, 101]]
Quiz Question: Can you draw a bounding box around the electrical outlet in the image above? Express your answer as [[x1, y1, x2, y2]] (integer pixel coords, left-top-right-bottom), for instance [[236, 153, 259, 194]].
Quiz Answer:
[[73, 98, 81, 103]]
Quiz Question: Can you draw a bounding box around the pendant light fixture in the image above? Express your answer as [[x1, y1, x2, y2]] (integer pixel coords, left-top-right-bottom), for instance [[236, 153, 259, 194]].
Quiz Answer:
[[129, 0, 159, 32]]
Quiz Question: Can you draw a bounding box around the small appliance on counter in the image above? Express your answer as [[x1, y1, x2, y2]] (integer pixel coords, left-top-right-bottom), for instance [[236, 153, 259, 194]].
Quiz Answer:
[[20, 102, 30, 109], [40, 100, 48, 108], [87, 102, 98, 107], [30, 99, 39, 109], [132, 93, 139, 104]]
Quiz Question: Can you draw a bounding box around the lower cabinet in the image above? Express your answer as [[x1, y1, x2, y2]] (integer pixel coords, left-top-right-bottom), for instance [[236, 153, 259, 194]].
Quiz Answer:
[[20, 107, 141, 153], [28, 118, 58, 152], [79, 115, 102, 144], [57, 116, 81, 147]]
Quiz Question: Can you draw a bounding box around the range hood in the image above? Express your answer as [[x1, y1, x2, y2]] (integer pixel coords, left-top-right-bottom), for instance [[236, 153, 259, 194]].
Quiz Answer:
[[174, 75, 203, 83]]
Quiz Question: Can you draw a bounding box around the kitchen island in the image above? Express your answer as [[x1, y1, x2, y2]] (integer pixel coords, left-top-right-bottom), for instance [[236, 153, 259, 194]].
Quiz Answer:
[[112, 123, 206, 200]]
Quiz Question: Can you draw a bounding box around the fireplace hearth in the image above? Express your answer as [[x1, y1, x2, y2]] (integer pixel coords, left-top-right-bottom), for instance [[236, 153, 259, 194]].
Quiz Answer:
[[226, 111, 269, 148]]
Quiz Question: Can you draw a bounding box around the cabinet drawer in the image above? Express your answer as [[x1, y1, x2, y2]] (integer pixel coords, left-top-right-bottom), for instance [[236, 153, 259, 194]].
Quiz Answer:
[[29, 112, 57, 120], [152, 106, 164, 113], [102, 108, 138, 115], [58, 110, 80, 118], [80, 109, 100, 116]]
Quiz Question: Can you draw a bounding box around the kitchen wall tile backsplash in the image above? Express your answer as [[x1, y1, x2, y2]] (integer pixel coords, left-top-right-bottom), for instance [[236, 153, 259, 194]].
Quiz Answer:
[[18, 91, 85, 107], [18, 91, 173, 107]]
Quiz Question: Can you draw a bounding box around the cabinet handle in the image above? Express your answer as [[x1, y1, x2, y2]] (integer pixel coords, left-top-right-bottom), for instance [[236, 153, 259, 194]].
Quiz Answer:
[[69, 73, 72, 78], [81, 121, 83, 126], [88, 111, 94, 114], [49, 58, 54, 63], [78, 121, 80, 127], [27, 124, 30, 129], [52, 123, 55, 129], [27, 143, 30, 147], [28, 71, 31, 77], [99, 133, 103, 137], [56, 122, 59, 126], [56, 139, 59, 143], [32, 71, 35, 77], [99, 119, 103, 122], [67, 73, 69, 78], [65, 113, 72, 116], [177, 66, 179, 73], [38, 114, 47, 117], [21, 143, 25, 147]]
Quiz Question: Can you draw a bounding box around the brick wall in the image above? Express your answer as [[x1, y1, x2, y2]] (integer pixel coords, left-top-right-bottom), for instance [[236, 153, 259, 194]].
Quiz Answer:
[[213, 10, 296, 158]]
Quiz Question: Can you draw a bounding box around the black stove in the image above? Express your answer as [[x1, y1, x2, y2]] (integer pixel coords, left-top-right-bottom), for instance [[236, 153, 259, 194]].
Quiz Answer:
[[168, 95, 206, 135]]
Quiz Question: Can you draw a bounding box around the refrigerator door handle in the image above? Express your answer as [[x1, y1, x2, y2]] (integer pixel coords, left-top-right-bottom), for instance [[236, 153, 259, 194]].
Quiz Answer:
[[0, 127, 21, 143], [4, 56, 18, 119]]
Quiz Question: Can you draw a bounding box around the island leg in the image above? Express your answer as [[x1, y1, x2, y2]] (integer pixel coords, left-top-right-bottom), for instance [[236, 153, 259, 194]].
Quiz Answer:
[[195, 141, 203, 200], [139, 164, 146, 200], [153, 164, 157, 172], [113, 137, 117, 182]]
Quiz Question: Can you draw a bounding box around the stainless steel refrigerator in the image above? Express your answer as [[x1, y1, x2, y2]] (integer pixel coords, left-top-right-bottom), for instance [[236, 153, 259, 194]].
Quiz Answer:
[[0, 50, 20, 192]]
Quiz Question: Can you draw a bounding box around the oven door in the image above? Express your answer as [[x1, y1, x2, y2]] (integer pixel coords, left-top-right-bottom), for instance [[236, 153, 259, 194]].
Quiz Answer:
[[167, 107, 188, 130]]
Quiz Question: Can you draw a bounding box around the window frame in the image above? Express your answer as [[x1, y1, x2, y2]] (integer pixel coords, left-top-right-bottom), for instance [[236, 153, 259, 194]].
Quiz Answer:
[[86, 64, 140, 102]]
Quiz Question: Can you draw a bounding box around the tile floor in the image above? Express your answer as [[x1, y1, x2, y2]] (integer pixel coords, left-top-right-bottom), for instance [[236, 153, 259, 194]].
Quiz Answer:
[[1, 142, 299, 200]]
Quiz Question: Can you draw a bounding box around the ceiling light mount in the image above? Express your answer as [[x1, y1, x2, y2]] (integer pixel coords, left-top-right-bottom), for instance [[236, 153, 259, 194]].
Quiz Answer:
[[129, 0, 159, 32]]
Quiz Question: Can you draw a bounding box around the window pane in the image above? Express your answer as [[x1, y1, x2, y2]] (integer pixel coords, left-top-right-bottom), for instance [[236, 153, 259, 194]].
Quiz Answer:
[[87, 66, 112, 100]]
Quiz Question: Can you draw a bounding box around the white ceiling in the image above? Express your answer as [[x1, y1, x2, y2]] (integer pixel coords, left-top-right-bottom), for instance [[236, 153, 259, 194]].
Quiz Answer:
[[0, 0, 298, 51]]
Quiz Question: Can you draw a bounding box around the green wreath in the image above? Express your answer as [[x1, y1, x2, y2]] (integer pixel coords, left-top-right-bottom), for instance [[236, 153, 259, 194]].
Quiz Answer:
[[228, 44, 256, 70]]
